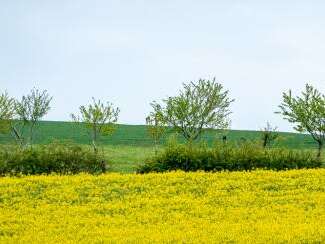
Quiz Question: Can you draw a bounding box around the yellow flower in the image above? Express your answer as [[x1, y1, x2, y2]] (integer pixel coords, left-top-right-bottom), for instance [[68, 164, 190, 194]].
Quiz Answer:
[[0, 170, 324, 243]]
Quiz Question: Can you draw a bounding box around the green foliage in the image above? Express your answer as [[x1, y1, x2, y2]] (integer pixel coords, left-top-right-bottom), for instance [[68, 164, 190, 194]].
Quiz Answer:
[[13, 88, 52, 146], [137, 141, 321, 173], [278, 84, 325, 158], [71, 97, 120, 153], [151, 78, 234, 142], [0, 92, 15, 134], [0, 141, 106, 175]]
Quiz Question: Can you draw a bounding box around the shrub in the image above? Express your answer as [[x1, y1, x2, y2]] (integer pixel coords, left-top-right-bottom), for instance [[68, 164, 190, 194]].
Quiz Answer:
[[137, 141, 322, 173], [0, 141, 107, 175]]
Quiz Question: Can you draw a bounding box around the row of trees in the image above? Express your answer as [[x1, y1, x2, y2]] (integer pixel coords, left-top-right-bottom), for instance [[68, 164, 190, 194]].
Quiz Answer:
[[0, 79, 324, 157], [146, 80, 324, 158], [0, 89, 52, 146], [0, 90, 120, 153]]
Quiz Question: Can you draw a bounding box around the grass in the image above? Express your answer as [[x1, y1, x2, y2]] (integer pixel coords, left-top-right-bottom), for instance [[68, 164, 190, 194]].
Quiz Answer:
[[103, 145, 157, 173], [0, 120, 319, 149], [0, 170, 324, 243]]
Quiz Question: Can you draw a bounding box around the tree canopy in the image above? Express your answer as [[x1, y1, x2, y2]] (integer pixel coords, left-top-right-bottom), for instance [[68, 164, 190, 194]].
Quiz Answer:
[[278, 84, 325, 157], [151, 78, 234, 142]]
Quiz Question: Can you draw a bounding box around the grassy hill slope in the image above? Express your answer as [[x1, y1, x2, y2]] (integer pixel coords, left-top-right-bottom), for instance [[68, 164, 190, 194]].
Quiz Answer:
[[0, 121, 318, 149]]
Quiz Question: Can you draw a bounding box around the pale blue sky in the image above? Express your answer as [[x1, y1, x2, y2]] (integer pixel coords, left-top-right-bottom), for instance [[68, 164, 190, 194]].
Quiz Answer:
[[1, 0, 324, 131]]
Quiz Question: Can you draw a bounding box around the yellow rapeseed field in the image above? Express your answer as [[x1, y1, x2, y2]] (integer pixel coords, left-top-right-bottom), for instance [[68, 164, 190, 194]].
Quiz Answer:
[[0, 170, 324, 243]]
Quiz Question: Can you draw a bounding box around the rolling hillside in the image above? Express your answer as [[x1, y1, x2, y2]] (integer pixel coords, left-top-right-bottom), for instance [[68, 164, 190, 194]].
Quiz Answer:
[[0, 121, 318, 149]]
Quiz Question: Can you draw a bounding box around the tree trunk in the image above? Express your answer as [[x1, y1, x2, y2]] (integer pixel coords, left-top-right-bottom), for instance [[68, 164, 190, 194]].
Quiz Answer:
[[262, 134, 269, 148], [317, 141, 323, 159], [92, 140, 98, 154], [11, 125, 24, 148], [154, 137, 158, 156], [30, 125, 34, 147], [92, 127, 98, 154]]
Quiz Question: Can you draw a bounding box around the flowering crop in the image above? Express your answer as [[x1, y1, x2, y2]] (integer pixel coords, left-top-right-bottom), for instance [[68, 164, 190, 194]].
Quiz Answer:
[[0, 170, 324, 243]]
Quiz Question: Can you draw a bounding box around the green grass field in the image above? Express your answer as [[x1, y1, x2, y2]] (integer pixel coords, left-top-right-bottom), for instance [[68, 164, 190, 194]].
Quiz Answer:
[[103, 145, 156, 173], [0, 120, 318, 148]]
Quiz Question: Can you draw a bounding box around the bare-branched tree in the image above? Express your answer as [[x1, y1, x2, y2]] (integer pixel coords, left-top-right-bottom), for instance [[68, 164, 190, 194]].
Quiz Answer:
[[12, 88, 52, 146], [261, 122, 279, 148], [71, 98, 120, 153], [146, 102, 167, 154]]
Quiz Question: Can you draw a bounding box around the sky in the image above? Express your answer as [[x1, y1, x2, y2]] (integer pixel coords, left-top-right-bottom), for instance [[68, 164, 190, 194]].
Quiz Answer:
[[1, 0, 325, 132]]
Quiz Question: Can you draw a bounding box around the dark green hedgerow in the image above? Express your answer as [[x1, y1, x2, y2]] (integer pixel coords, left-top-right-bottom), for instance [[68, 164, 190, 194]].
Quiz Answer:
[[137, 141, 322, 173], [0, 141, 107, 175]]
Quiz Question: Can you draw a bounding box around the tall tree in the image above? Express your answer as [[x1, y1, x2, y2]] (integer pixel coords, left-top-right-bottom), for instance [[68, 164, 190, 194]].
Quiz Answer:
[[151, 78, 234, 143], [71, 98, 120, 153], [278, 84, 325, 158]]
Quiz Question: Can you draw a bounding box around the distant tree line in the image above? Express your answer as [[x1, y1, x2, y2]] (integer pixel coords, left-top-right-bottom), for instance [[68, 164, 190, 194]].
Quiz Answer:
[[0, 80, 324, 158]]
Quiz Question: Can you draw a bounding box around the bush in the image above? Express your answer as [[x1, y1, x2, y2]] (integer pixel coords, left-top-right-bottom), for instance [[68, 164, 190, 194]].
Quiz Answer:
[[137, 141, 322, 173], [0, 141, 107, 175]]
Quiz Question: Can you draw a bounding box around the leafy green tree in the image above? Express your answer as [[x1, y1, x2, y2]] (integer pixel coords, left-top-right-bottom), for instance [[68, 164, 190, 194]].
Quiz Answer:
[[146, 102, 167, 154], [261, 122, 279, 148], [151, 78, 234, 143], [0, 92, 16, 134], [71, 98, 120, 153], [278, 84, 325, 158], [13, 88, 52, 146]]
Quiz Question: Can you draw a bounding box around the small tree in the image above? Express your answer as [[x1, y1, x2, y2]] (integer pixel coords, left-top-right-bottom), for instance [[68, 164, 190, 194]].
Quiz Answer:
[[13, 88, 52, 146], [71, 98, 120, 153], [261, 122, 279, 148], [277, 84, 325, 158], [146, 102, 167, 154], [0, 92, 16, 134], [151, 78, 234, 143]]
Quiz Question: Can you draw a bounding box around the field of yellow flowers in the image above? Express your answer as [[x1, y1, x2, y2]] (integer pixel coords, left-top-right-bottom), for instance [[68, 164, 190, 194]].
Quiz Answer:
[[0, 170, 325, 243]]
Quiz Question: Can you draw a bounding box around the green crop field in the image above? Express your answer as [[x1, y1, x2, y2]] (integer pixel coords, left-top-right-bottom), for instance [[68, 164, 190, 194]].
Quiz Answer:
[[0, 120, 318, 149]]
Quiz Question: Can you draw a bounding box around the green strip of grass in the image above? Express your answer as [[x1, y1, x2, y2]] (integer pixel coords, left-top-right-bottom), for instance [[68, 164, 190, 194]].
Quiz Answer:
[[0, 121, 319, 149]]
